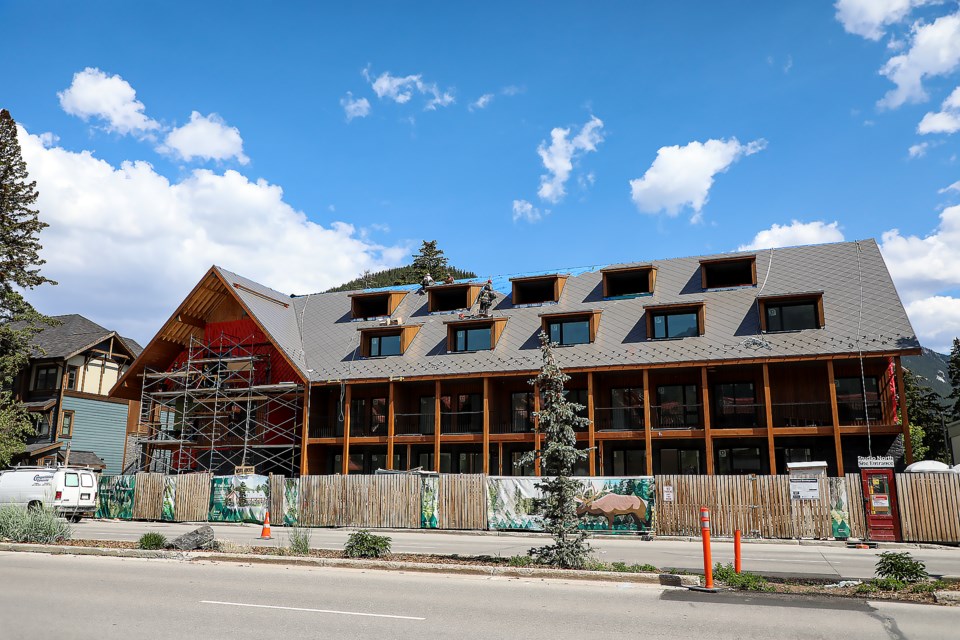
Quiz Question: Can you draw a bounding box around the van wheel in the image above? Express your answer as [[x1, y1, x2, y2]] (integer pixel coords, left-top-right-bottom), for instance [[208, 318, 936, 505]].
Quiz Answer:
[[69, 515, 82, 523], [27, 501, 42, 511]]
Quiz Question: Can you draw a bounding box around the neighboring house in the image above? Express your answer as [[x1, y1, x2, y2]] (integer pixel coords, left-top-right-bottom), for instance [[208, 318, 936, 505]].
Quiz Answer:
[[113, 240, 921, 478], [11, 314, 142, 474]]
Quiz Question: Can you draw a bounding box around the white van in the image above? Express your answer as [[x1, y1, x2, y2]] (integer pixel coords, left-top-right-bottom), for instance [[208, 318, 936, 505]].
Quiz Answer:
[[0, 466, 99, 521]]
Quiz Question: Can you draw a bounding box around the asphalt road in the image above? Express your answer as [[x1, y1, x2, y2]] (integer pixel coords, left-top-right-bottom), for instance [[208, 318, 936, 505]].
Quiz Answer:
[[1, 552, 957, 640], [73, 519, 960, 580]]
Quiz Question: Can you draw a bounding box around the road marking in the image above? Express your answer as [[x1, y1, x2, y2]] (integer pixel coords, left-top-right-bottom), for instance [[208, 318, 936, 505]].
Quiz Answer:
[[200, 601, 425, 620]]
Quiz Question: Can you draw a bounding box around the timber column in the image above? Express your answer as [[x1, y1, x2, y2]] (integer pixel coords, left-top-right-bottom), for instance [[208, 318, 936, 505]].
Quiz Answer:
[[386, 381, 395, 470], [434, 380, 441, 472], [643, 370, 653, 476], [762, 364, 776, 475], [533, 382, 542, 476], [587, 372, 596, 476], [300, 386, 310, 476], [826, 361, 844, 476], [701, 367, 715, 475], [483, 377, 490, 475], [895, 357, 914, 464], [341, 384, 352, 475]]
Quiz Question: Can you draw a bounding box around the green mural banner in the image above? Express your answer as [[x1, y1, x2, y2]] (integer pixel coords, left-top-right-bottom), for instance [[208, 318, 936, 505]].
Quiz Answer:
[[420, 477, 439, 529], [208, 475, 269, 524], [95, 475, 136, 519], [162, 476, 176, 522], [487, 476, 655, 533], [282, 478, 299, 526], [828, 477, 852, 539]]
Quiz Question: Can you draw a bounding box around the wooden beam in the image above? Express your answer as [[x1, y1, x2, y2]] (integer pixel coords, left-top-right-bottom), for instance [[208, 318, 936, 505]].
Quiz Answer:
[[701, 367, 715, 475], [386, 381, 395, 470], [642, 369, 653, 476], [826, 360, 844, 476], [587, 372, 596, 476], [762, 363, 776, 475], [300, 386, 310, 476], [176, 312, 205, 329], [483, 377, 490, 475], [533, 382, 542, 476], [895, 356, 914, 465], [434, 380, 441, 472], [341, 384, 351, 475]]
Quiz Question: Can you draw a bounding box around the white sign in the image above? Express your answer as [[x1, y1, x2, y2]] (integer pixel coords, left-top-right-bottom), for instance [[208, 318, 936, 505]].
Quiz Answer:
[[871, 494, 890, 508], [858, 456, 894, 469], [663, 486, 674, 502], [790, 477, 820, 500]]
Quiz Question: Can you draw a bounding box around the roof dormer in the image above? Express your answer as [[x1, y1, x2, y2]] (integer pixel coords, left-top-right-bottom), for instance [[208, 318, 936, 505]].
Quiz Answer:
[[427, 282, 484, 313], [601, 264, 657, 299], [357, 323, 423, 357], [700, 255, 756, 290], [510, 274, 567, 306], [444, 316, 508, 352], [348, 290, 407, 320]]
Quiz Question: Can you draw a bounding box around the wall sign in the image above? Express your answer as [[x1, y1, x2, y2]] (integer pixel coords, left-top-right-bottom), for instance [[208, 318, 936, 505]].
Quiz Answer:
[[663, 486, 674, 502], [857, 456, 894, 469], [790, 477, 820, 500]]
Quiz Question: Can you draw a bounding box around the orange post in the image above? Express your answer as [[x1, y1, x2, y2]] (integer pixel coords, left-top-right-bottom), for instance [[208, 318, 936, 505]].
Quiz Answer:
[[701, 507, 713, 589], [734, 529, 742, 574]]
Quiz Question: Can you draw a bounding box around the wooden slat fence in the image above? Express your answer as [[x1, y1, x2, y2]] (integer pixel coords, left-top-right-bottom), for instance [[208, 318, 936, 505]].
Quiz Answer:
[[438, 474, 487, 530], [174, 473, 212, 522], [298, 476, 343, 527], [343, 475, 421, 528], [269, 474, 286, 522], [844, 474, 866, 540], [896, 473, 960, 543], [132, 472, 165, 521]]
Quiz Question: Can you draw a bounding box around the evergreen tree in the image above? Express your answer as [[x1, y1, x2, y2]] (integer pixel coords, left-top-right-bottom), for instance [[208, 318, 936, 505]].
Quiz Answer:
[[411, 240, 449, 279], [902, 366, 948, 462], [524, 331, 592, 568], [949, 337, 960, 420], [0, 109, 55, 466]]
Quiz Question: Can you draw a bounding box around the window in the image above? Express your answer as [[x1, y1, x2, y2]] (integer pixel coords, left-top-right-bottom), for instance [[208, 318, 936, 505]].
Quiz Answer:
[[511, 392, 534, 432], [607, 448, 645, 475], [64, 473, 79, 487], [419, 396, 436, 434], [700, 256, 756, 289], [760, 295, 823, 332], [34, 365, 59, 391], [441, 393, 482, 434], [609, 388, 643, 430], [80, 474, 94, 488], [428, 283, 482, 313], [35, 415, 50, 437], [510, 275, 567, 305], [717, 447, 762, 475], [651, 311, 699, 339], [349, 291, 406, 319], [548, 319, 590, 345], [713, 382, 758, 428], [455, 326, 491, 351], [836, 376, 882, 423], [59, 411, 74, 438], [655, 385, 700, 428], [358, 325, 421, 357], [445, 317, 507, 352], [660, 449, 701, 474], [601, 265, 656, 298], [567, 388, 589, 419], [349, 397, 387, 436], [369, 333, 402, 357], [65, 366, 79, 390]]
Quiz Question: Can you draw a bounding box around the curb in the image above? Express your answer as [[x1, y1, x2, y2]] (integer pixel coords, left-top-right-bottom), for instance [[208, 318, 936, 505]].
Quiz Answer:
[[0, 542, 697, 587]]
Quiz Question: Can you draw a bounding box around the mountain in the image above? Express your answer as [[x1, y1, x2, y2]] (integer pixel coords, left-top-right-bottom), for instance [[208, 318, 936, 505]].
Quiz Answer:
[[903, 348, 953, 400], [325, 265, 478, 293]]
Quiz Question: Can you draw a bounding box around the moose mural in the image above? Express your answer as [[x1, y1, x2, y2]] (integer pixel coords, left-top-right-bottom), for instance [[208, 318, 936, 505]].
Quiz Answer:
[[575, 487, 648, 530]]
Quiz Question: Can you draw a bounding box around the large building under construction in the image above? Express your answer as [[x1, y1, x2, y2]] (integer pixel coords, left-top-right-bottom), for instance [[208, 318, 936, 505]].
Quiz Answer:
[[113, 240, 921, 478]]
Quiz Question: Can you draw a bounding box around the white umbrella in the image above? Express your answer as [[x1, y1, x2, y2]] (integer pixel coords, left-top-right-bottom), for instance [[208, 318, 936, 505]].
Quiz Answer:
[[904, 460, 952, 473]]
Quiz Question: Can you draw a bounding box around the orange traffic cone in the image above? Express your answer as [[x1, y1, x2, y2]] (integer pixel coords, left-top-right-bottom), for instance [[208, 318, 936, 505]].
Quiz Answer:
[[258, 510, 272, 540]]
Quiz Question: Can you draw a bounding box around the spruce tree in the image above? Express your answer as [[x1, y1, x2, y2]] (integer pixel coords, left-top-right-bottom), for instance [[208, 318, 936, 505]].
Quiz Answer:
[[948, 338, 960, 421], [0, 109, 55, 466], [902, 367, 946, 461], [525, 331, 592, 568], [411, 240, 449, 279]]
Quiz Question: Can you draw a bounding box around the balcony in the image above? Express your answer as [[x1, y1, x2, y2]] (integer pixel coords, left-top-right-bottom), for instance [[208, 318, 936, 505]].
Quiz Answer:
[[650, 404, 702, 430], [351, 416, 387, 438], [491, 410, 535, 434], [771, 401, 832, 428], [441, 411, 483, 435], [308, 416, 339, 439], [837, 398, 884, 425], [713, 402, 765, 429], [394, 413, 435, 436], [593, 406, 644, 431]]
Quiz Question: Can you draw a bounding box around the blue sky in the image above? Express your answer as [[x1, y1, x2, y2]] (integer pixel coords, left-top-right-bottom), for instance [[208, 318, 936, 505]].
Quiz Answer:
[[2, 1, 960, 350]]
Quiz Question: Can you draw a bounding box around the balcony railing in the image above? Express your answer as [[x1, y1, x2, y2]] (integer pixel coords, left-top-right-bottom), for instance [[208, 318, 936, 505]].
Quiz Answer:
[[394, 413, 435, 436], [771, 401, 832, 428], [309, 417, 340, 439], [650, 404, 702, 430], [441, 411, 484, 435], [491, 410, 535, 434], [593, 406, 644, 431], [713, 402, 765, 429], [837, 399, 884, 425], [351, 417, 387, 437]]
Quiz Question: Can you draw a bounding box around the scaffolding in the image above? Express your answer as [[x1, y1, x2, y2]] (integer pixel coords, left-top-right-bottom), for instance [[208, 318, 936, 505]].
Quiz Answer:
[[128, 332, 303, 476]]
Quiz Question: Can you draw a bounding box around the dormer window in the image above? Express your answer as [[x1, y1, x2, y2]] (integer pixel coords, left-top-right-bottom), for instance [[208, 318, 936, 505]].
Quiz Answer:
[[601, 265, 656, 298], [645, 303, 705, 339], [540, 310, 602, 345], [428, 283, 483, 313], [349, 290, 406, 320], [700, 256, 756, 290], [759, 294, 823, 332], [444, 317, 508, 352], [358, 324, 422, 357], [510, 274, 567, 306]]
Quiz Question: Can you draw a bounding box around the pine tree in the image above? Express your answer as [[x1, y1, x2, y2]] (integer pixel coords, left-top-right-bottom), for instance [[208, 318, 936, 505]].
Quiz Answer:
[[948, 338, 960, 421], [411, 240, 449, 279], [902, 366, 948, 462], [0, 109, 56, 466], [525, 331, 592, 568]]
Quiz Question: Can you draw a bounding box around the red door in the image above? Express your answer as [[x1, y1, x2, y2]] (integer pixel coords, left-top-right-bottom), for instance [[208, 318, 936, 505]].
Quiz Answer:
[[861, 469, 901, 542]]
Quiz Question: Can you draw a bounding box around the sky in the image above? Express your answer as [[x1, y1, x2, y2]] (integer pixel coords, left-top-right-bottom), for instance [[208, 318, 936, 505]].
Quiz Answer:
[[2, 1, 960, 352]]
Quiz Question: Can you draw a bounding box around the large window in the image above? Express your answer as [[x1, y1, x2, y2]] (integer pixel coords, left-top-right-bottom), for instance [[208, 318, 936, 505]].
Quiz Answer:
[[713, 382, 758, 428], [34, 365, 59, 391], [454, 326, 492, 352], [836, 376, 882, 423], [441, 393, 483, 434], [59, 411, 74, 438], [369, 333, 401, 357], [511, 392, 534, 432], [650, 311, 699, 339], [717, 447, 763, 475], [764, 299, 819, 332], [655, 384, 700, 428], [609, 387, 643, 430], [548, 319, 590, 345], [660, 448, 701, 474]]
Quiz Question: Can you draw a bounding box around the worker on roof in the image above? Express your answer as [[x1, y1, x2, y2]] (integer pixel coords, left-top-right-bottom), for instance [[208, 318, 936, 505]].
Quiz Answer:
[[418, 272, 434, 294], [444, 274, 455, 284], [478, 279, 495, 316]]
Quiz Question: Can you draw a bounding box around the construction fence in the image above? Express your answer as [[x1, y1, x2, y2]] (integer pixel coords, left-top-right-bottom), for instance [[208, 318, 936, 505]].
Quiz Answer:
[[94, 472, 960, 544]]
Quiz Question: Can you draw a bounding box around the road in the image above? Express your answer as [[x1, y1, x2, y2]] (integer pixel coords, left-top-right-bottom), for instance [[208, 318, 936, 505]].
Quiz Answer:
[[1, 551, 956, 640], [73, 519, 960, 580]]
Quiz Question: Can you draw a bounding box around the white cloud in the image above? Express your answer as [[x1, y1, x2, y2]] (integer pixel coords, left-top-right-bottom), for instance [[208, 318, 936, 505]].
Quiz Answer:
[[340, 92, 371, 121], [158, 111, 248, 164], [879, 204, 960, 300], [917, 85, 960, 134], [17, 125, 407, 344], [536, 116, 604, 204], [363, 68, 454, 110], [469, 94, 494, 111], [904, 296, 960, 352], [739, 220, 845, 251], [879, 12, 960, 109], [834, 0, 932, 41], [512, 199, 546, 223], [629, 138, 766, 221], [58, 67, 160, 136], [908, 142, 930, 157], [939, 180, 960, 193]]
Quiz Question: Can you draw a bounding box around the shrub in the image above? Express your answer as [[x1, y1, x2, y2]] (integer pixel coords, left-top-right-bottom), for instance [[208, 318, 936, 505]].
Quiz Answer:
[[344, 530, 391, 558], [713, 562, 771, 592], [137, 532, 167, 550], [508, 555, 533, 567], [871, 577, 906, 591], [855, 582, 879, 594], [287, 526, 312, 556], [0, 505, 72, 543], [875, 552, 928, 584]]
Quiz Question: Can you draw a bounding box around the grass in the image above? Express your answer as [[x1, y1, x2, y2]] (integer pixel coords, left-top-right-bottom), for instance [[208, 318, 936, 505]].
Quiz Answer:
[[508, 555, 534, 567], [0, 505, 72, 543], [287, 526, 312, 556], [137, 532, 167, 550]]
